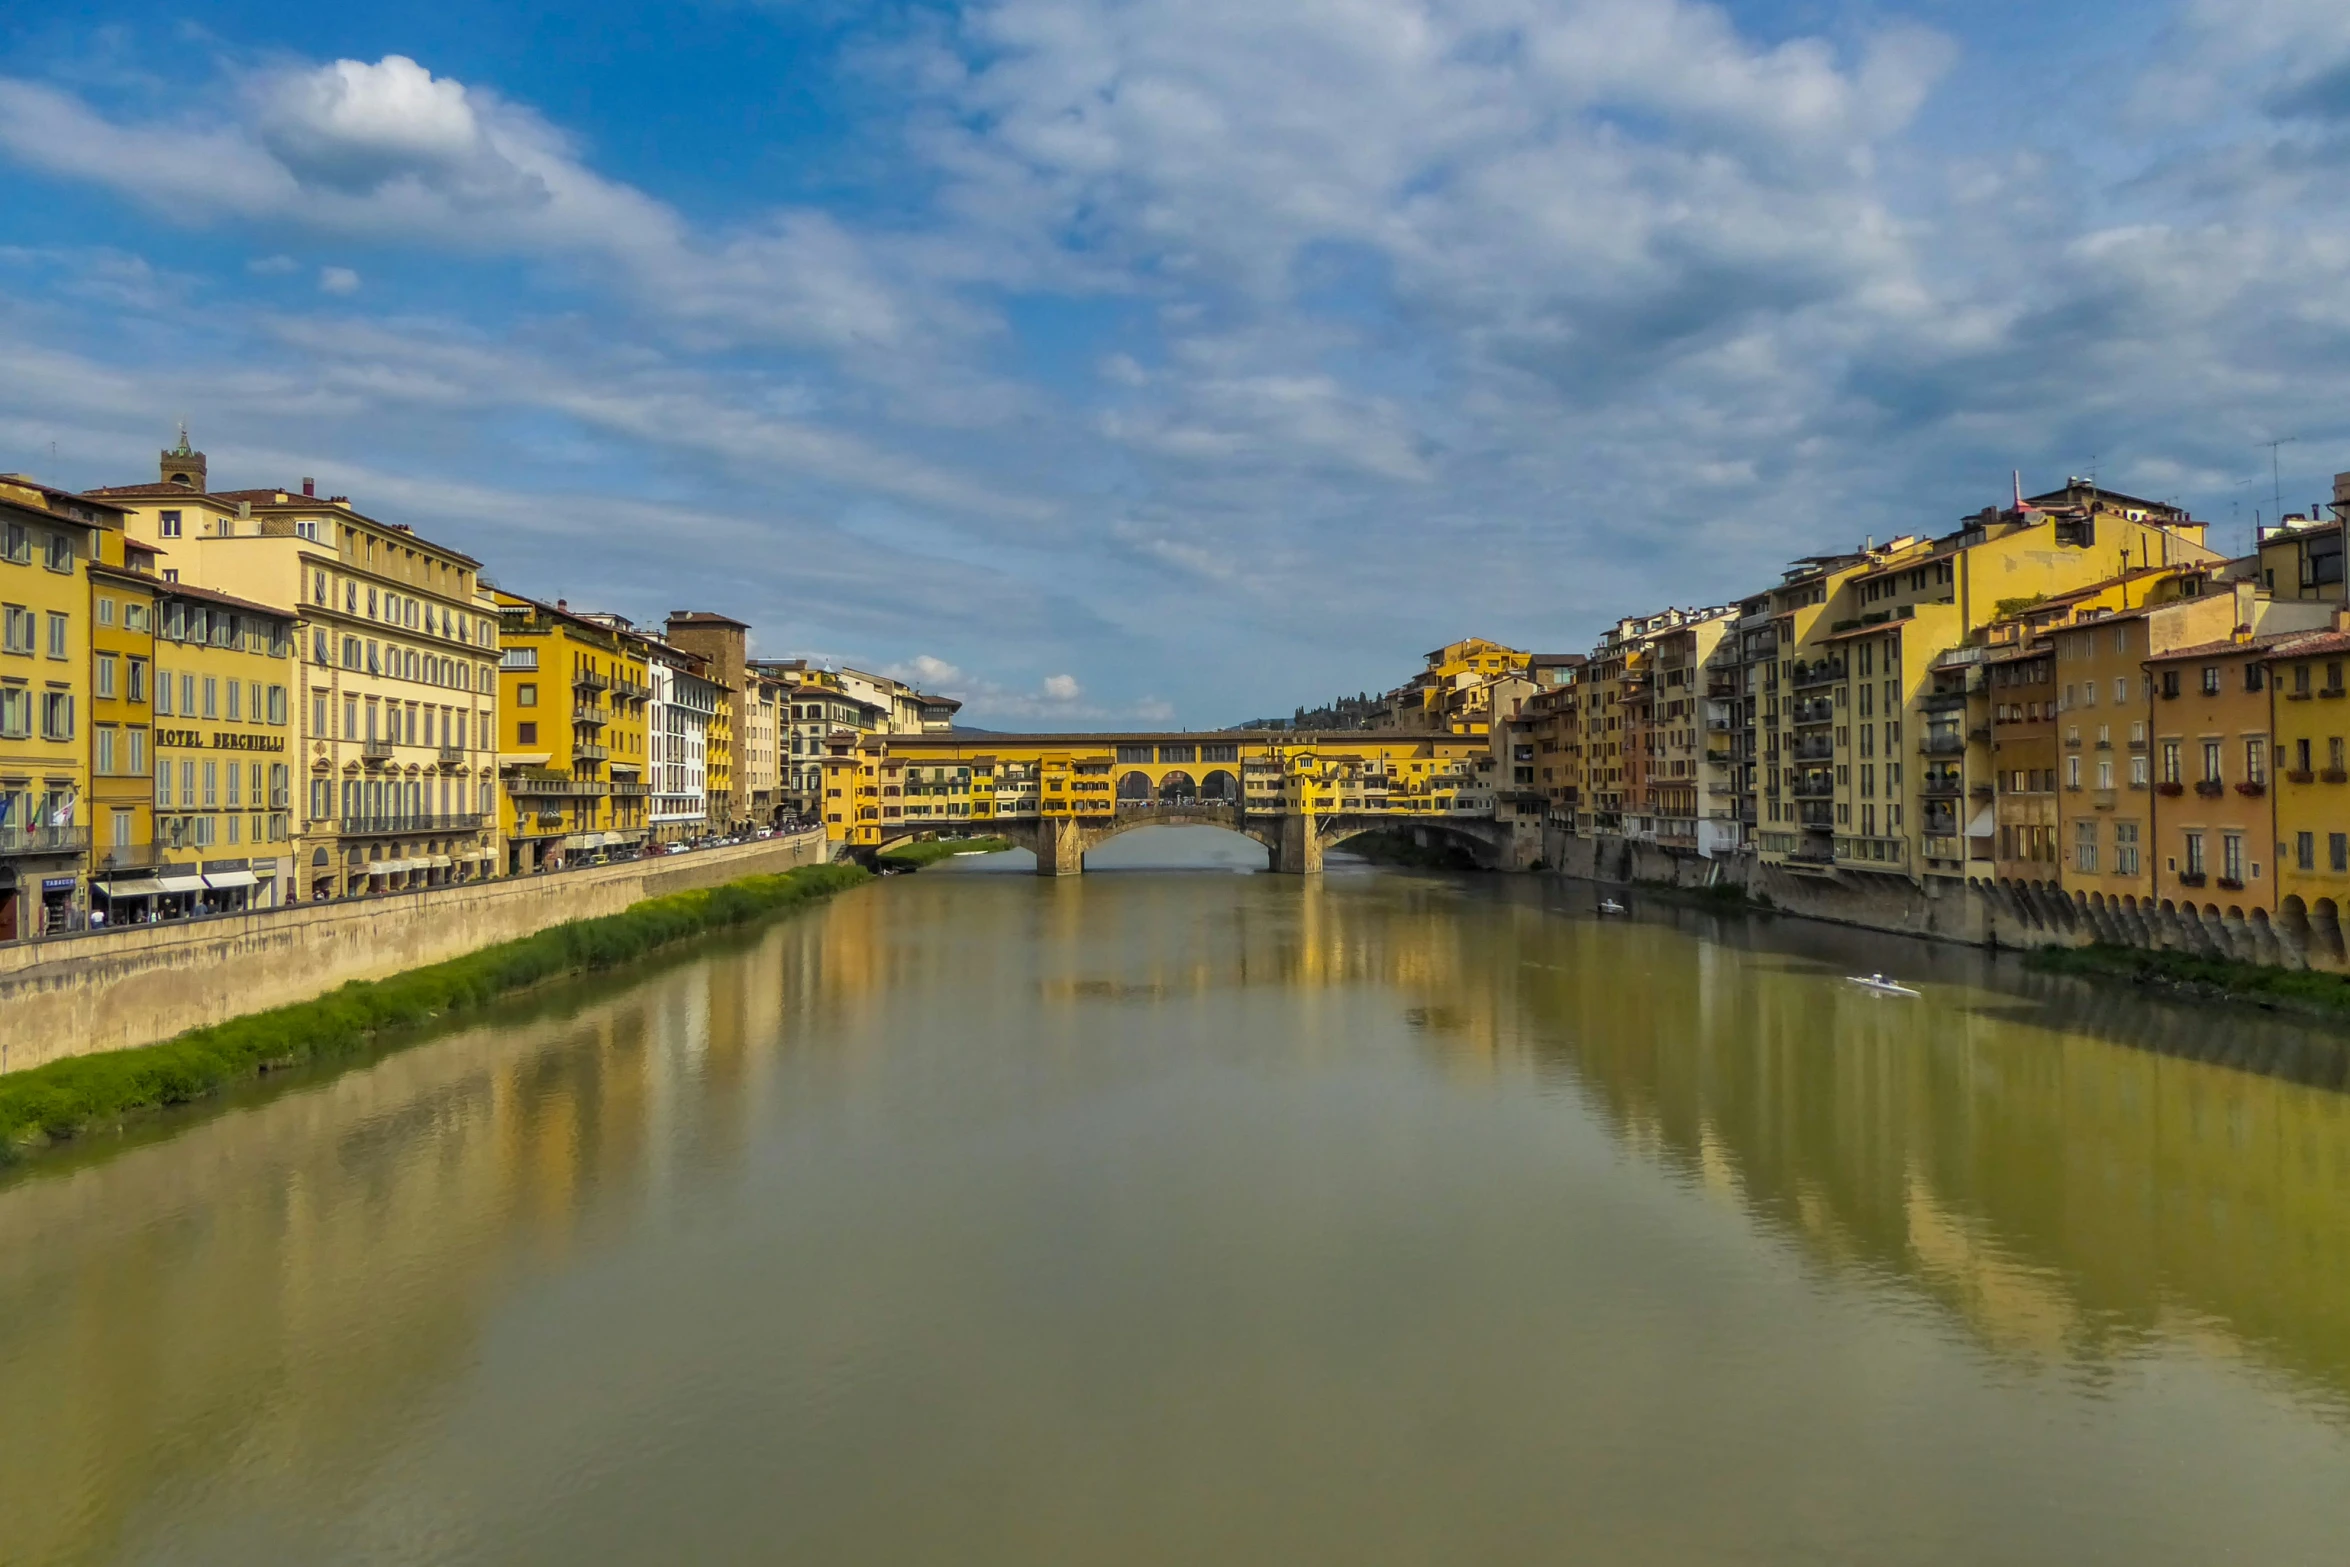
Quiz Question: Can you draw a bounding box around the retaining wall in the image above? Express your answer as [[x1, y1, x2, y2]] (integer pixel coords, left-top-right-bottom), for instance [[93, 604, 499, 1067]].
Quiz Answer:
[[0, 832, 831, 1073], [1539, 825, 2350, 972]]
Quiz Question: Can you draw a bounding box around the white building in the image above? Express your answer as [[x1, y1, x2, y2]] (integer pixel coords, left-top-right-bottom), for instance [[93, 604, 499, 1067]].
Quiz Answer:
[[648, 647, 715, 842]]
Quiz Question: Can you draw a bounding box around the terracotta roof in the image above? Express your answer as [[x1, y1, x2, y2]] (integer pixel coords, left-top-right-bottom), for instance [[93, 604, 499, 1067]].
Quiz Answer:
[[667, 610, 749, 629], [159, 579, 298, 621], [2144, 632, 2302, 663], [2265, 631, 2350, 659]]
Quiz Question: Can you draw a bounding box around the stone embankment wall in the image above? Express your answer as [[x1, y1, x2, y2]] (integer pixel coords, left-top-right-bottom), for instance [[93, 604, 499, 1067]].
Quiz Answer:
[[0, 833, 832, 1074], [1540, 826, 2350, 973]]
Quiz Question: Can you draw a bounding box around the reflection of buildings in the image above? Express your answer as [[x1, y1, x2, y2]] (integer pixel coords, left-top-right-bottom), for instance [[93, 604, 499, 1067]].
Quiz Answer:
[[2, 873, 2345, 1564]]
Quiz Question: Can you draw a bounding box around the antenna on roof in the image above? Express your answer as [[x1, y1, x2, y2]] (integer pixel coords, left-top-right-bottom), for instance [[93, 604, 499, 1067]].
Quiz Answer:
[[2261, 435, 2300, 529]]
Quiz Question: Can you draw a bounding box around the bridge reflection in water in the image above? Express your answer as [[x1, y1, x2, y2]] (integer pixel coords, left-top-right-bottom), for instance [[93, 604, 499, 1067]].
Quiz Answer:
[[0, 867, 2343, 1563]]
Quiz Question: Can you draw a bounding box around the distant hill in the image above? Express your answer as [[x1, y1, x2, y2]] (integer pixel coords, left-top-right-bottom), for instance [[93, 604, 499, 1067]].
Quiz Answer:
[[1229, 693, 1381, 732]]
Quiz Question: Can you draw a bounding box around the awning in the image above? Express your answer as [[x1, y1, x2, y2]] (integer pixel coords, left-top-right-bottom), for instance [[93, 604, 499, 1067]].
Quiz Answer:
[[156, 873, 207, 895], [501, 753, 553, 768], [1966, 805, 1996, 839], [370, 860, 410, 875], [424, 855, 453, 869], [203, 870, 258, 890], [96, 876, 166, 898]]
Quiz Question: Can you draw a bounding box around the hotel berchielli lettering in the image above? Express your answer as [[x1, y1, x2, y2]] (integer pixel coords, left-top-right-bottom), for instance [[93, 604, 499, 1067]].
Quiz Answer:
[[155, 728, 285, 752]]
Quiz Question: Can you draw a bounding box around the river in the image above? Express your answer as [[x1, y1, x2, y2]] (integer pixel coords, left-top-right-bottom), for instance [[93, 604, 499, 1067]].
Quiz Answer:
[[2, 830, 2346, 1565]]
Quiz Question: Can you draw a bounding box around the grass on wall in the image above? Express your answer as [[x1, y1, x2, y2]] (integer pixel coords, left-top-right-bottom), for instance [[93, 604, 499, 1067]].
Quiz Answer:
[[2026, 942, 2350, 1018], [0, 862, 869, 1165], [877, 835, 1013, 867]]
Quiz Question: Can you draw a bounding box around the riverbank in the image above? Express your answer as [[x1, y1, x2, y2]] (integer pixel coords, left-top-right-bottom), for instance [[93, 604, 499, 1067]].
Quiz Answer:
[[878, 835, 1012, 868], [0, 862, 867, 1166], [2026, 942, 2350, 1023]]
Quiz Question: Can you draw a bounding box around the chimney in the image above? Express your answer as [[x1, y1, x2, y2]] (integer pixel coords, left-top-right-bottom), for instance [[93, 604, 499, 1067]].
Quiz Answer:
[[301, 477, 315, 497], [556, 599, 568, 612]]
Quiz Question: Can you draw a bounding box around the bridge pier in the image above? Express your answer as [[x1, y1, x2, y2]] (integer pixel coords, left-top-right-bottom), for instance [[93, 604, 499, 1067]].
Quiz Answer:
[[1035, 815, 1085, 877], [1271, 814, 1324, 875]]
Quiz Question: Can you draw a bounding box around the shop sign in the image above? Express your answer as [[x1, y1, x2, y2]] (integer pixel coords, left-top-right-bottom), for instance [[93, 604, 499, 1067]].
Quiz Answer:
[[156, 729, 286, 752], [41, 877, 77, 891], [202, 858, 251, 874]]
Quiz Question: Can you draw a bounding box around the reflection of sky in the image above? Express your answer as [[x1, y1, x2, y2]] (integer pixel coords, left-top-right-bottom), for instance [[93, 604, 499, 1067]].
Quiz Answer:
[[0, 869, 2345, 1563]]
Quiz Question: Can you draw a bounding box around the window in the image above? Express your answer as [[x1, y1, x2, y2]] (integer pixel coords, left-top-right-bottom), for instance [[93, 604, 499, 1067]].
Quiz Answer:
[[2202, 740, 2222, 782], [2296, 662, 2311, 694], [0, 521, 25, 562], [128, 659, 147, 703], [2201, 666, 2220, 694], [2223, 833, 2245, 884], [97, 596, 115, 627], [2298, 831, 2315, 871], [2096, 758, 2112, 789], [40, 690, 73, 740], [94, 724, 116, 775], [203, 676, 218, 719], [344, 697, 358, 738], [227, 680, 242, 722], [159, 510, 182, 538], [203, 760, 218, 807], [268, 686, 287, 725], [156, 753, 173, 807], [2130, 754, 2148, 786], [44, 531, 73, 572], [2246, 739, 2266, 784], [95, 654, 116, 699], [2075, 820, 2098, 872], [2066, 755, 2081, 788], [0, 604, 30, 655], [45, 612, 67, 659], [517, 683, 537, 707], [517, 722, 537, 745], [124, 602, 147, 632], [2184, 831, 2205, 878], [2334, 833, 2348, 873], [2115, 822, 2140, 877], [128, 727, 146, 777]]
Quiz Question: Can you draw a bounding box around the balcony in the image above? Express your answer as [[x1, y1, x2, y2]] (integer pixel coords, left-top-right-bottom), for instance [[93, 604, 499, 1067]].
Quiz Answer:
[[362, 738, 396, 762], [1, 824, 92, 858], [506, 773, 608, 798], [1918, 690, 1968, 713], [1921, 772, 1965, 797], [573, 705, 607, 727], [574, 741, 611, 762], [91, 840, 166, 871], [1791, 775, 1835, 799], [2194, 779, 2225, 797], [1790, 660, 1846, 689], [612, 676, 653, 700], [2093, 789, 2117, 811], [338, 813, 486, 835], [1791, 698, 1836, 725], [438, 745, 466, 767], [610, 781, 650, 798], [1918, 732, 1966, 757], [574, 669, 611, 692], [1790, 738, 1835, 762]]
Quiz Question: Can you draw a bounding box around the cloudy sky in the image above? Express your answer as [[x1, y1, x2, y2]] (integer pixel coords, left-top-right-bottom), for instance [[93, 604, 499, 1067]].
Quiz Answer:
[[4, 1, 2348, 727]]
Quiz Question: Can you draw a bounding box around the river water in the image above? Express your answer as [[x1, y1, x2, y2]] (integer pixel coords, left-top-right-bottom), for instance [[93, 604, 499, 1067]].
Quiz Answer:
[[3, 831, 2347, 1565]]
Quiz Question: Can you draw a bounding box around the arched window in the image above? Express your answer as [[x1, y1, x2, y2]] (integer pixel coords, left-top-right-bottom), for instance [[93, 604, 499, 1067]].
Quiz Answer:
[[1200, 770, 1238, 801], [1157, 770, 1197, 803]]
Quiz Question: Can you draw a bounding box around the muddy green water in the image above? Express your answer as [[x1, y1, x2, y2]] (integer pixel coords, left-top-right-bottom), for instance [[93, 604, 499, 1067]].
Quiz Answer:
[[2, 833, 2347, 1565]]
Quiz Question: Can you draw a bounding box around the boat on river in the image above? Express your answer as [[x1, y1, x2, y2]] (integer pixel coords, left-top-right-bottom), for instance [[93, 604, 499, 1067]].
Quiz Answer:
[[1846, 973, 1919, 997], [1598, 898, 1628, 916]]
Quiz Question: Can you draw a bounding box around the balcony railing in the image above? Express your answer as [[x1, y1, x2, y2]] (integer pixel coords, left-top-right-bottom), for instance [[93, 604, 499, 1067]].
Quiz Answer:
[[337, 814, 486, 835], [573, 706, 607, 727], [506, 773, 609, 797], [574, 669, 611, 691], [1919, 690, 1968, 712], [1918, 732, 1966, 756], [0, 824, 92, 857], [610, 781, 650, 798], [574, 741, 611, 761], [612, 677, 653, 700], [1791, 776, 1835, 799], [362, 738, 396, 761], [92, 839, 167, 870], [1791, 698, 1835, 725], [438, 745, 465, 766], [1920, 773, 1965, 797], [1790, 660, 1846, 689]]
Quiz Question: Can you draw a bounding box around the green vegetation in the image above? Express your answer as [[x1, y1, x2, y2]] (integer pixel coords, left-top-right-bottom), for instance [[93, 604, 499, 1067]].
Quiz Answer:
[[1630, 877, 1774, 911], [0, 863, 869, 1165], [2027, 943, 2350, 1019], [1994, 593, 2047, 619], [877, 835, 1013, 868]]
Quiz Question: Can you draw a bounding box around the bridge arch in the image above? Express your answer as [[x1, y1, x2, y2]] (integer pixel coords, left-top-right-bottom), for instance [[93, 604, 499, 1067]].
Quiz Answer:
[[1117, 771, 1152, 802], [1157, 770, 1198, 803], [1200, 769, 1238, 802]]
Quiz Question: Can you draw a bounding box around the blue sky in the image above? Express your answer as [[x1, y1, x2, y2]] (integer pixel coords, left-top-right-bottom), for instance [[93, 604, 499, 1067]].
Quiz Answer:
[[6, 0, 2350, 727]]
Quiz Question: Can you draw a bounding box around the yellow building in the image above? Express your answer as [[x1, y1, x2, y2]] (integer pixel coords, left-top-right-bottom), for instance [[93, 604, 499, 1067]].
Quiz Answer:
[[0, 477, 120, 938], [2264, 624, 2350, 948], [94, 449, 502, 899], [142, 582, 300, 914], [492, 594, 653, 872], [1753, 485, 2220, 880], [84, 520, 162, 915], [1378, 637, 1532, 735]]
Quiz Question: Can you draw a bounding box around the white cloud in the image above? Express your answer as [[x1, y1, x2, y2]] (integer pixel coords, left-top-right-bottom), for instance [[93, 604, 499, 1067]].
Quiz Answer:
[[1041, 673, 1081, 701], [317, 265, 359, 295]]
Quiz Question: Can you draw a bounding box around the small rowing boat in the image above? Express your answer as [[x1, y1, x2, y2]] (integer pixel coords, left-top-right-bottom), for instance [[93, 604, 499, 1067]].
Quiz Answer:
[[1597, 898, 1628, 916], [1846, 973, 1919, 997]]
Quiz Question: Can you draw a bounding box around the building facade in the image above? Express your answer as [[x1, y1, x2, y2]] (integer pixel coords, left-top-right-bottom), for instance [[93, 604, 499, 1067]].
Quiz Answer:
[[494, 594, 653, 873]]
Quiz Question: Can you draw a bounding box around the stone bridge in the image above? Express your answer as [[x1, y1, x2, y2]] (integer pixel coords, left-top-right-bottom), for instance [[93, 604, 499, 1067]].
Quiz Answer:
[[867, 803, 1516, 875]]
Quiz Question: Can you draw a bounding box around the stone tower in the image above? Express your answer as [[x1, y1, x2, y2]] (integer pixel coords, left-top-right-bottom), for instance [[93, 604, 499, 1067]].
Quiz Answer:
[[160, 426, 207, 491]]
